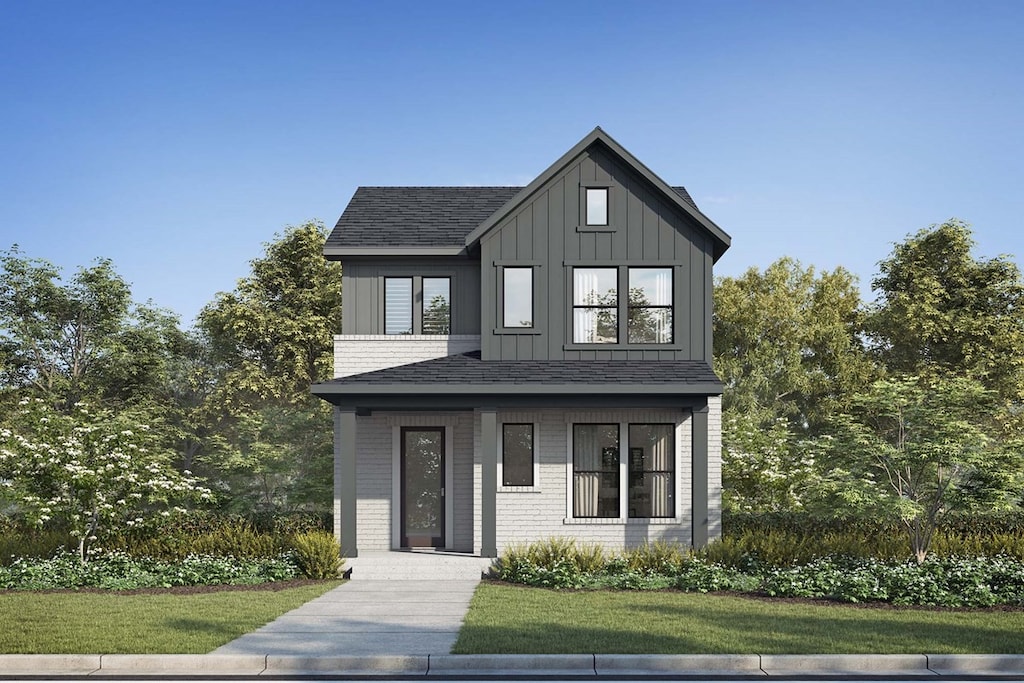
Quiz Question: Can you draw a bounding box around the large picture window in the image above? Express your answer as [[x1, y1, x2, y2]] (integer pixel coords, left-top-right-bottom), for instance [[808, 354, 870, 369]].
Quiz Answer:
[[572, 424, 619, 518], [573, 268, 617, 343], [628, 268, 672, 343], [627, 424, 674, 518]]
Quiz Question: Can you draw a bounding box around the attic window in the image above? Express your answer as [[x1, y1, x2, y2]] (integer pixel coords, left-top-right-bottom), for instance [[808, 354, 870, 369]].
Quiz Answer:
[[585, 188, 608, 225]]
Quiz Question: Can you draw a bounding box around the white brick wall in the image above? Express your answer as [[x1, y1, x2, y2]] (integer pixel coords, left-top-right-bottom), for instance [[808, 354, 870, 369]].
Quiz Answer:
[[707, 395, 723, 541], [333, 335, 481, 378], [348, 413, 475, 552], [355, 415, 392, 550], [340, 402, 722, 555], [474, 408, 696, 555]]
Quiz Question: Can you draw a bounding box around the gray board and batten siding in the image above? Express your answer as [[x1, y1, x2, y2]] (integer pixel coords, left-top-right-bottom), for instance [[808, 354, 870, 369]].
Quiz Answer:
[[341, 258, 480, 336], [480, 143, 716, 363]]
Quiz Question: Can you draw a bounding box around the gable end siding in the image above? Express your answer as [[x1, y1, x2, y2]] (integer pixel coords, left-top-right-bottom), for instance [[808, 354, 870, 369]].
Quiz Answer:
[[480, 146, 714, 362], [342, 258, 481, 335]]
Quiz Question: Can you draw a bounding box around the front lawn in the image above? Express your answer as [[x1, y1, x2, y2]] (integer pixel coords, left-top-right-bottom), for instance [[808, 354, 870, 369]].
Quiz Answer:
[[453, 583, 1024, 654], [0, 581, 341, 653]]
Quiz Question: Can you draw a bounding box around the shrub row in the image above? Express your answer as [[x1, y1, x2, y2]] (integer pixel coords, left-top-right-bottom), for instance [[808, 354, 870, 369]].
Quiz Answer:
[[763, 556, 1024, 607], [494, 538, 1024, 607], [0, 552, 300, 591], [0, 513, 334, 566], [0, 528, 342, 587]]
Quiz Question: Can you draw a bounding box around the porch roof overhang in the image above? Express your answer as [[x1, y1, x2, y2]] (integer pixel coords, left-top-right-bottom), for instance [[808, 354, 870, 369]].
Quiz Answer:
[[311, 351, 723, 410]]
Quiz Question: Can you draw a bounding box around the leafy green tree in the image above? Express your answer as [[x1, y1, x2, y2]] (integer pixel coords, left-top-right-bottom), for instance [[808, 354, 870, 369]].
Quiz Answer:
[[812, 376, 1021, 562], [0, 247, 182, 410], [199, 221, 341, 405], [866, 219, 1024, 403], [713, 258, 875, 512], [0, 399, 211, 562], [197, 221, 341, 513]]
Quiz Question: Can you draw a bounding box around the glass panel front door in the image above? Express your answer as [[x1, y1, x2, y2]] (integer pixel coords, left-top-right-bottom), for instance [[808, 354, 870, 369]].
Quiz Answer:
[[401, 427, 445, 548]]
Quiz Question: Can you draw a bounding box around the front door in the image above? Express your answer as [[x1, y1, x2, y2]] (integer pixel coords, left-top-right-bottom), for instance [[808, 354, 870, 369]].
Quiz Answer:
[[400, 427, 445, 548]]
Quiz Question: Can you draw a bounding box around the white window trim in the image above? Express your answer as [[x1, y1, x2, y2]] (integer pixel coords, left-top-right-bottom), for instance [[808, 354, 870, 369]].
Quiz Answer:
[[563, 419, 684, 525], [391, 423, 454, 549], [497, 420, 541, 492]]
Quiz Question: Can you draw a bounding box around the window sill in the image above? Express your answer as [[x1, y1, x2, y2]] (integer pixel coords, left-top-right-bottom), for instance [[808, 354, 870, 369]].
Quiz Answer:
[[494, 328, 542, 335], [562, 517, 683, 526], [498, 486, 542, 493], [575, 225, 617, 233]]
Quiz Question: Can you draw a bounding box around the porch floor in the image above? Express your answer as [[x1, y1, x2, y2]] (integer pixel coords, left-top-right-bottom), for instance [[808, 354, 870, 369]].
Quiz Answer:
[[346, 550, 494, 581]]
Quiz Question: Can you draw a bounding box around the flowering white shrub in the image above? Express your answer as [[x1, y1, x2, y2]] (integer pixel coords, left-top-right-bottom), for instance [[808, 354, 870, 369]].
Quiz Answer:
[[0, 399, 212, 562]]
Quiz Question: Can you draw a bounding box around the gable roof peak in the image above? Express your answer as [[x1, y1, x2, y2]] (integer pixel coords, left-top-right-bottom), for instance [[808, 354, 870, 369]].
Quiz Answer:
[[463, 127, 731, 261]]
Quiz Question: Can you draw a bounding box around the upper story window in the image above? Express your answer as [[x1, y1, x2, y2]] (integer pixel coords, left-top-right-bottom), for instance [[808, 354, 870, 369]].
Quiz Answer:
[[422, 277, 451, 334], [502, 267, 533, 328], [573, 268, 617, 343], [384, 276, 450, 335], [384, 277, 413, 335], [585, 188, 608, 226], [628, 268, 672, 343], [571, 266, 674, 345]]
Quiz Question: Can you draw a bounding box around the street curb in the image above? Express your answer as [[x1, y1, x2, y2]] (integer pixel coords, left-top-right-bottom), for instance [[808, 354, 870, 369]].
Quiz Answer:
[[427, 654, 595, 676], [595, 654, 764, 676], [760, 654, 933, 676], [264, 655, 428, 675], [2, 653, 1024, 677]]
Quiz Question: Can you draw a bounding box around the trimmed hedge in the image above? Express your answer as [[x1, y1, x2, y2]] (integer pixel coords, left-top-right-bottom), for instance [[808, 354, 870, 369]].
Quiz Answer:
[[494, 538, 1024, 607]]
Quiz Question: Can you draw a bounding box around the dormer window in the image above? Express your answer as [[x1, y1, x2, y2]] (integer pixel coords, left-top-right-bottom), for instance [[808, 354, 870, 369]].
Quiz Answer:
[[585, 188, 608, 226]]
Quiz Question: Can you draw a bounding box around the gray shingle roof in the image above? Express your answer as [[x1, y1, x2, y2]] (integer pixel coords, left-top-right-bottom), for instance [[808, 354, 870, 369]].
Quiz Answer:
[[313, 351, 722, 393], [326, 186, 699, 249]]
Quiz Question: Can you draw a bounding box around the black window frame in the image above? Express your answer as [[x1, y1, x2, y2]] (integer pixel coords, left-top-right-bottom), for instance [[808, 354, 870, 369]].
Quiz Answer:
[[501, 266, 534, 329], [421, 276, 451, 335], [382, 275, 451, 335], [585, 187, 609, 226], [383, 276, 414, 335], [627, 423, 675, 519], [572, 423, 620, 519], [627, 267, 674, 344], [500, 422, 535, 487], [572, 267, 619, 344]]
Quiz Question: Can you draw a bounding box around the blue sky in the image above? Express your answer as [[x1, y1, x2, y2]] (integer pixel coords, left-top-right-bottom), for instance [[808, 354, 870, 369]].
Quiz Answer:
[[2, 1, 1022, 325]]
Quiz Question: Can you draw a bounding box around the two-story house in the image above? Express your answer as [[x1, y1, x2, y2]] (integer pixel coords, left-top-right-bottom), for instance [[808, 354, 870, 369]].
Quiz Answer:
[[312, 127, 730, 559]]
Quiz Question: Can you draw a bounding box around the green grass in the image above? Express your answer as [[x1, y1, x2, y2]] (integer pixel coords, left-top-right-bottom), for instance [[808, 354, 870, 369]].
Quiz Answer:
[[453, 583, 1024, 654], [0, 582, 342, 653]]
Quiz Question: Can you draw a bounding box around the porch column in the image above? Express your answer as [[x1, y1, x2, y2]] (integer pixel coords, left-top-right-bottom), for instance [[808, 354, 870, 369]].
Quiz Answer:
[[480, 408, 498, 557], [691, 400, 709, 549], [334, 406, 358, 558]]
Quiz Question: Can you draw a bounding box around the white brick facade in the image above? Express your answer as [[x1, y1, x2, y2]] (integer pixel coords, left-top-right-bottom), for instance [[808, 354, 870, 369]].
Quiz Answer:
[[333, 335, 481, 378], [707, 395, 723, 541], [342, 403, 721, 555], [346, 413, 475, 552]]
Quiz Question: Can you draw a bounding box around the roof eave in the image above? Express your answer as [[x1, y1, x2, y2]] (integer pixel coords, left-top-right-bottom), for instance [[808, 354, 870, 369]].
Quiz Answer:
[[323, 246, 469, 260], [312, 381, 724, 396]]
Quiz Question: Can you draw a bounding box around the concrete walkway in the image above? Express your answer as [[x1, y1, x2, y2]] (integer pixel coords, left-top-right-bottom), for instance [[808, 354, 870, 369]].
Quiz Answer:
[[213, 551, 492, 657]]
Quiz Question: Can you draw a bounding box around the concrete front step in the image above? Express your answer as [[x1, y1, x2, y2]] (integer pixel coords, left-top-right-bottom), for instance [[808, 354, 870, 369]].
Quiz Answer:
[[345, 551, 493, 581]]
